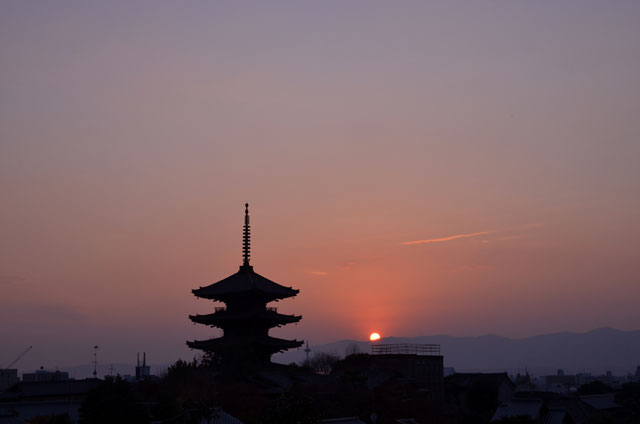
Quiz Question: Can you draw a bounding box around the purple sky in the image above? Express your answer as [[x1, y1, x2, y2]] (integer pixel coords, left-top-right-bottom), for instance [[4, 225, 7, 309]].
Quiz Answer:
[[1, 1, 639, 374]]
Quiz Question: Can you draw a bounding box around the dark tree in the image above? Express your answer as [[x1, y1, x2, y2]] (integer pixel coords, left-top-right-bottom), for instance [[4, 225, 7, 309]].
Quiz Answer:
[[306, 352, 340, 374], [261, 392, 318, 424], [78, 376, 147, 424], [615, 382, 640, 415], [344, 343, 360, 357], [467, 380, 499, 421], [149, 358, 217, 422], [577, 380, 613, 395]]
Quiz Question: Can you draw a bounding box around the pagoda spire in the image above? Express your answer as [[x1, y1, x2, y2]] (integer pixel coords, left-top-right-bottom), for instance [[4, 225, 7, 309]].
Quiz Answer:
[[242, 203, 251, 267]]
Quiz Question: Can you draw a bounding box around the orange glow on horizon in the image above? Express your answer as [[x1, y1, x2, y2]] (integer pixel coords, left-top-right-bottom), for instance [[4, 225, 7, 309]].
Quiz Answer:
[[369, 332, 381, 341]]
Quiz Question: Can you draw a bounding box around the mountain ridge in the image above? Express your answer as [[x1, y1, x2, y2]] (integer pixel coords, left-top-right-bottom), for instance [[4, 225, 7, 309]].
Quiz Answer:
[[273, 327, 640, 375]]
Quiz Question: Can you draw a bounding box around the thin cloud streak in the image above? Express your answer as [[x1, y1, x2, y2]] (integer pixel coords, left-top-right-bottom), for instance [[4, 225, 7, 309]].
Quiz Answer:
[[403, 223, 543, 246], [403, 231, 492, 245], [0, 275, 25, 285]]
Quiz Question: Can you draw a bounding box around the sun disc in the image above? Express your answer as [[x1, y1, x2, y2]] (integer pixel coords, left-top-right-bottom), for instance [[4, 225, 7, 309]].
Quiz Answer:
[[369, 332, 381, 341]]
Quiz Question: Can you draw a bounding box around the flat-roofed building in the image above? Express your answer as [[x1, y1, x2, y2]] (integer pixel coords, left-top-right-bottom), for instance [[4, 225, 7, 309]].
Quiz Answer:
[[0, 370, 19, 391]]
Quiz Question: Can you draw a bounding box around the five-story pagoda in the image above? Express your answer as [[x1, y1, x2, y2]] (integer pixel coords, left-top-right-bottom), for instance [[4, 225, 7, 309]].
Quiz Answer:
[[187, 204, 303, 371]]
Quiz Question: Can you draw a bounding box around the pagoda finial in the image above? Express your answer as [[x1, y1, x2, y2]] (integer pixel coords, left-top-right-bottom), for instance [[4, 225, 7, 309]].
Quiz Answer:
[[242, 203, 251, 267]]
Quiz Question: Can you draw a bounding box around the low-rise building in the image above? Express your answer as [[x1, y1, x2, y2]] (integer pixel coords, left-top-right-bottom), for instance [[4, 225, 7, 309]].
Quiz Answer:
[[0, 371, 18, 392], [21, 370, 69, 383]]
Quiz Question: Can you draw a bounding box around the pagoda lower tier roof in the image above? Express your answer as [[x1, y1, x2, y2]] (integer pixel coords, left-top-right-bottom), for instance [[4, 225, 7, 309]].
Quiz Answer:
[[187, 335, 303, 354], [192, 265, 298, 301], [189, 310, 301, 327]]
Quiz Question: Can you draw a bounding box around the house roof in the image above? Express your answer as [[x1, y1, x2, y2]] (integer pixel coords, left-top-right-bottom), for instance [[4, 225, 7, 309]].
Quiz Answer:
[[448, 373, 514, 389], [579, 394, 621, 410], [543, 409, 567, 424], [491, 398, 544, 421], [547, 397, 595, 423], [320, 418, 366, 424], [202, 408, 245, 424]]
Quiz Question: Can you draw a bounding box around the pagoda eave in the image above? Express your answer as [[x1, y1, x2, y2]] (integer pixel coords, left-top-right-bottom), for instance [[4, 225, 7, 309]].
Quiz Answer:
[[189, 312, 302, 327], [192, 266, 299, 301], [187, 335, 304, 353], [192, 288, 299, 303]]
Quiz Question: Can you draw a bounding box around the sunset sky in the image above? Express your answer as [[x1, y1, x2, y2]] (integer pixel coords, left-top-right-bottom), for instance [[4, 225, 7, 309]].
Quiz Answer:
[[1, 2, 639, 372]]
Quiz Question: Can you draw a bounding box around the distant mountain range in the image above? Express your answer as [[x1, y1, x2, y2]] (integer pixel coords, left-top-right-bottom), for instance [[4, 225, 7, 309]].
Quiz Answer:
[[25, 328, 640, 380], [273, 327, 640, 376]]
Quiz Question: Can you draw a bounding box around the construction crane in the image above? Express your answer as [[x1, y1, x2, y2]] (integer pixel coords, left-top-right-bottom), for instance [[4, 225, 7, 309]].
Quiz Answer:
[[1, 346, 32, 369]]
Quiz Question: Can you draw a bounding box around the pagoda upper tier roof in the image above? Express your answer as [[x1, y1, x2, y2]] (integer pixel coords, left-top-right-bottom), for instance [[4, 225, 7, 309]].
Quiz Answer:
[[192, 264, 298, 301], [189, 309, 302, 327]]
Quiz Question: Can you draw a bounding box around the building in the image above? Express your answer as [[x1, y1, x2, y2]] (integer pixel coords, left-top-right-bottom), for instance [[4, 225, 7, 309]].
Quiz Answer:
[[135, 352, 151, 380], [332, 344, 445, 403], [446, 372, 515, 420], [541, 369, 577, 393], [491, 398, 545, 422], [21, 370, 69, 383], [187, 204, 303, 372], [0, 370, 18, 392], [492, 393, 595, 423], [0, 379, 99, 422]]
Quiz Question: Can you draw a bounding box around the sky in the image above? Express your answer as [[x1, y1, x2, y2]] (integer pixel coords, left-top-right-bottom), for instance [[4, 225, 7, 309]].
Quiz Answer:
[[1, 1, 639, 374]]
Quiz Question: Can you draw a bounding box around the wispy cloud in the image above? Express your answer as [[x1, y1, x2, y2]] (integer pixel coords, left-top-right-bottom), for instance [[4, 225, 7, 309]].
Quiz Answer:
[[37, 304, 87, 321], [309, 271, 329, 276], [404, 223, 543, 246], [451, 264, 490, 273], [1, 302, 86, 322], [493, 235, 522, 242], [0, 275, 25, 285], [403, 231, 492, 245], [342, 261, 357, 270]]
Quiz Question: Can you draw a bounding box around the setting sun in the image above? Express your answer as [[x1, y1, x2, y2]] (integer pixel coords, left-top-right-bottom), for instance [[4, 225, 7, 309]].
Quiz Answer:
[[369, 332, 381, 341]]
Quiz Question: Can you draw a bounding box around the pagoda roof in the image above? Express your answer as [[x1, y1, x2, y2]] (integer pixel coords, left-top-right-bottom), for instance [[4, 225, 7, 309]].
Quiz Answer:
[[192, 265, 298, 301], [189, 309, 301, 327], [187, 335, 303, 353]]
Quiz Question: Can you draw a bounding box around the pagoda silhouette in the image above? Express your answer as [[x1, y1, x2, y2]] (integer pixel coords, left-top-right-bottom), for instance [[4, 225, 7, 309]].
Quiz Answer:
[[187, 204, 303, 371]]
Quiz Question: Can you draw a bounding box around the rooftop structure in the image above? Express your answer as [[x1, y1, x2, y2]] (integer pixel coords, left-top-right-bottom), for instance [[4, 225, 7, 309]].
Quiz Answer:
[[135, 352, 150, 381], [187, 204, 303, 372], [371, 343, 440, 356]]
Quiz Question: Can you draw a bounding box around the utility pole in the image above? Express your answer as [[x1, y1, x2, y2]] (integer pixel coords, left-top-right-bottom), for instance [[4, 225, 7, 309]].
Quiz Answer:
[[92, 346, 98, 378], [304, 340, 311, 363]]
